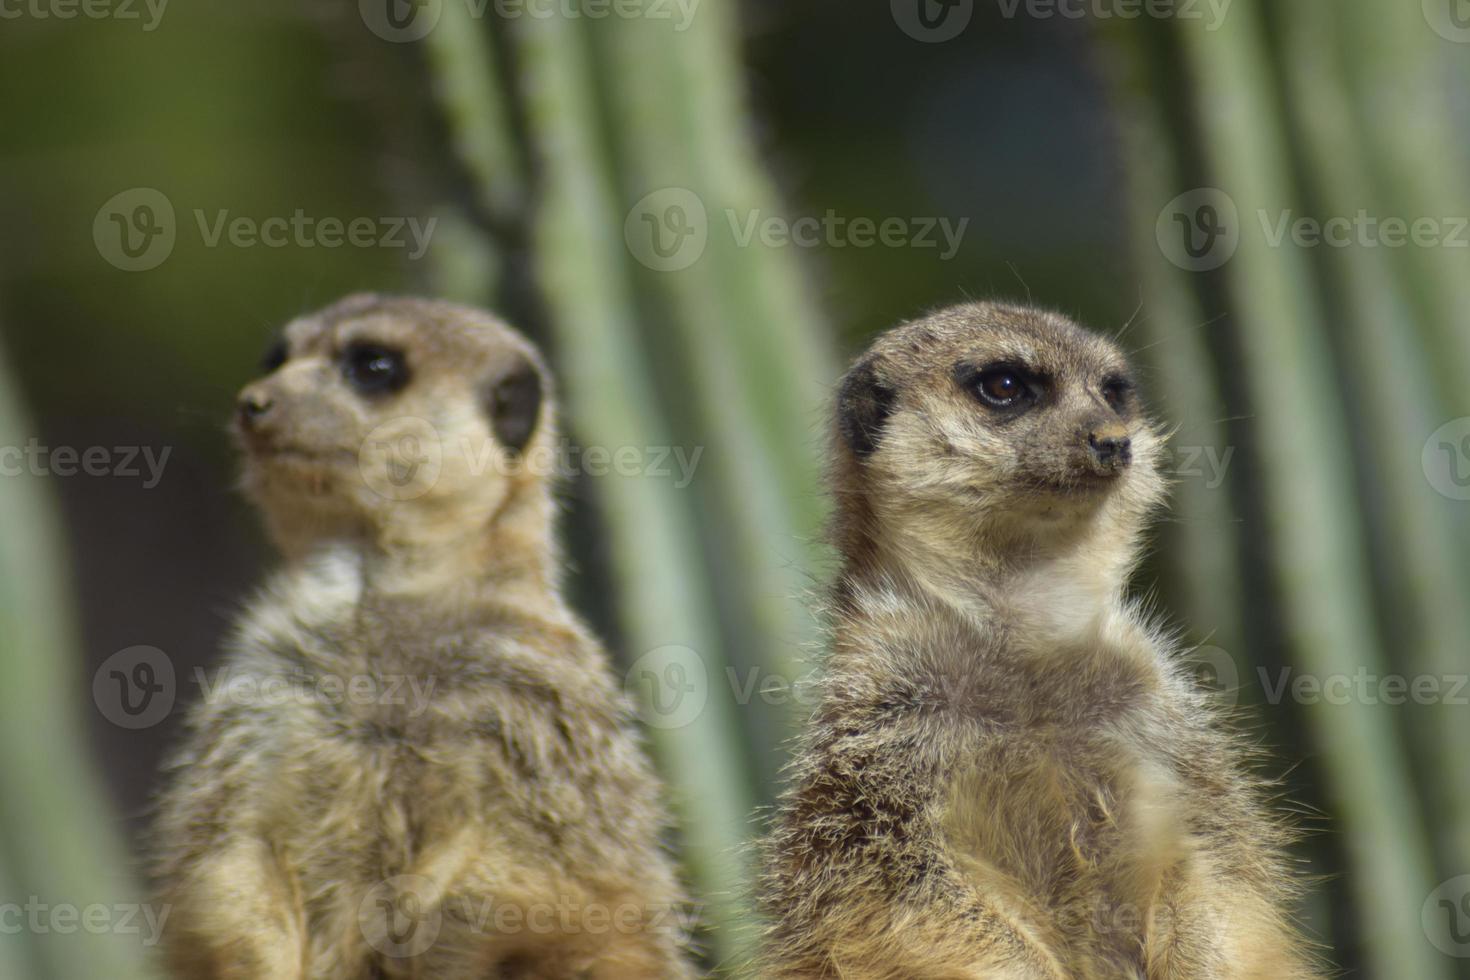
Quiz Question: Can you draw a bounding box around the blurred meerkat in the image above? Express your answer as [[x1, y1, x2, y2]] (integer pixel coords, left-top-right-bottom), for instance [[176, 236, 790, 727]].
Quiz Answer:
[[151, 294, 695, 979], [759, 302, 1320, 979]]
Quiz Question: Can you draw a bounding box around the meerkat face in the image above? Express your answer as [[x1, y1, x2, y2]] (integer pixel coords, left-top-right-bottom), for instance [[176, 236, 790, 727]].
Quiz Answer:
[[232, 294, 551, 557], [837, 302, 1166, 545]]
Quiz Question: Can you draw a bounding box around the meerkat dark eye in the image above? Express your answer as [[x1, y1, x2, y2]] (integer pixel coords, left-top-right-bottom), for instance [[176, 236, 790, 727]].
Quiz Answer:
[[966, 364, 1034, 410], [1101, 377, 1133, 412], [260, 340, 288, 374], [342, 343, 410, 396], [979, 371, 1023, 404]]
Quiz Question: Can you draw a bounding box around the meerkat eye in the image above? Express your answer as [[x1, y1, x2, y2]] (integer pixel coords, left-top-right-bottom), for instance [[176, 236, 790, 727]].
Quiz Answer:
[[970, 366, 1032, 409], [260, 340, 288, 374], [343, 342, 410, 396], [1101, 377, 1133, 412]]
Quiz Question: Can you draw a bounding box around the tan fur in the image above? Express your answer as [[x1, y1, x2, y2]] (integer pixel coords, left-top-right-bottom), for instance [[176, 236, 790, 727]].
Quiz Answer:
[[759, 302, 1321, 979], [151, 295, 695, 979]]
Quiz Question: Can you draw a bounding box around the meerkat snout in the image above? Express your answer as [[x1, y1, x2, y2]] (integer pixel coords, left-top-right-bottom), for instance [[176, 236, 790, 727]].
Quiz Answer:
[[235, 387, 273, 428], [1085, 419, 1132, 471]]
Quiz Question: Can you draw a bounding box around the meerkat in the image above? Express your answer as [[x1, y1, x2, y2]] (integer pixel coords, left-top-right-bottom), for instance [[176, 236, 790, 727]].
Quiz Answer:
[[758, 302, 1320, 980], [150, 294, 695, 980]]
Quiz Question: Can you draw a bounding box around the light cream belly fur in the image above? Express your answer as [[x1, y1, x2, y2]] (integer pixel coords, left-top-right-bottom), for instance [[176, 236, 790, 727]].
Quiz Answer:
[[248, 718, 586, 978], [940, 728, 1196, 979]]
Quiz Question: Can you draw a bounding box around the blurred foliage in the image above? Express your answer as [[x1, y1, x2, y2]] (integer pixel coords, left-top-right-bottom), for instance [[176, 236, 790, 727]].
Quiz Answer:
[[2, 1, 1469, 977]]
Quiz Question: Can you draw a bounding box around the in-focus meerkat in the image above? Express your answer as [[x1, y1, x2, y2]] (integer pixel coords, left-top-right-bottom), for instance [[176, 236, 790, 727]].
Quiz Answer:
[[759, 302, 1320, 979], [152, 294, 694, 979]]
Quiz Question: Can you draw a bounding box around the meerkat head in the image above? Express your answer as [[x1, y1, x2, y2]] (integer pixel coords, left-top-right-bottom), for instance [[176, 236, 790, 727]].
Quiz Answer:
[[232, 294, 554, 572], [834, 301, 1167, 579]]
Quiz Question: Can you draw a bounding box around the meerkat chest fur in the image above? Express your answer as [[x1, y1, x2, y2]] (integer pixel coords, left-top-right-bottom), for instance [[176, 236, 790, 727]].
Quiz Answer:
[[221, 550, 610, 876], [843, 562, 1194, 914], [951, 576, 1188, 911]]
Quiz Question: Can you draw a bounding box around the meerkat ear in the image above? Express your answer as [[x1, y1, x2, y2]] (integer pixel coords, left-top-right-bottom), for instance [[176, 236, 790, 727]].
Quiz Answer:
[[837, 361, 896, 458], [485, 359, 543, 455]]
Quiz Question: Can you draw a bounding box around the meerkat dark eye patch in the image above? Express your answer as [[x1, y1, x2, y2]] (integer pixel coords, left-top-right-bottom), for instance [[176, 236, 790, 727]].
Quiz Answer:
[[485, 361, 543, 455], [1100, 375, 1134, 413], [260, 338, 288, 375], [342, 342, 410, 396], [838, 361, 897, 459], [956, 361, 1040, 413]]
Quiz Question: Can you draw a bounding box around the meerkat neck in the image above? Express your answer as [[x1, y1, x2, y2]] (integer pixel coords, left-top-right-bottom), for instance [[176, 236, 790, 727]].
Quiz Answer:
[[844, 497, 1139, 642], [278, 481, 560, 606]]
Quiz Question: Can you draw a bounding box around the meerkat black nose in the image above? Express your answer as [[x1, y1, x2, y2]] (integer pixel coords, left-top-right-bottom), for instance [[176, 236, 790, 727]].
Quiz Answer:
[[236, 390, 274, 427], [1087, 427, 1132, 468]]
